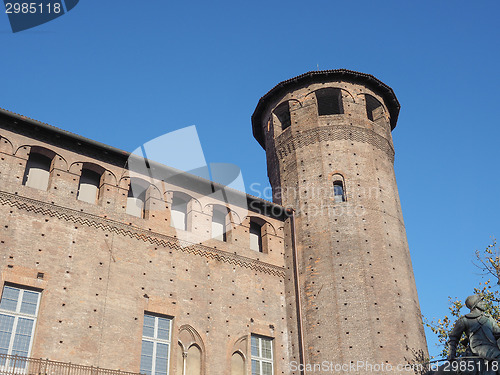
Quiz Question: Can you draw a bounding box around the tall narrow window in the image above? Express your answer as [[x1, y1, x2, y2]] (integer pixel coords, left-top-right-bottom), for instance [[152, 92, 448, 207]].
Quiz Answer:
[[316, 88, 343, 116], [333, 181, 345, 203], [171, 194, 189, 231], [140, 313, 172, 375], [0, 285, 41, 368], [126, 179, 148, 218], [249, 220, 263, 252], [251, 335, 273, 375], [365, 94, 384, 122], [22, 153, 52, 191], [77, 169, 101, 204], [273, 102, 291, 131], [212, 207, 228, 242]]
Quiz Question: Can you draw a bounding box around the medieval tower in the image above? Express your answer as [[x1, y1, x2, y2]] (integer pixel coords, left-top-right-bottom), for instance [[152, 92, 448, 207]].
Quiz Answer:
[[252, 70, 428, 370]]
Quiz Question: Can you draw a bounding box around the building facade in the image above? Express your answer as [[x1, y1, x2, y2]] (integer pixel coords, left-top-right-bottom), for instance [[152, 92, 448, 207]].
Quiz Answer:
[[0, 70, 427, 375]]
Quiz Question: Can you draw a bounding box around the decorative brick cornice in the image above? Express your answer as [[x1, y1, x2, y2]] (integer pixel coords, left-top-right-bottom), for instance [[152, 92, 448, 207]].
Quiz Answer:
[[0, 190, 286, 278], [275, 124, 395, 162]]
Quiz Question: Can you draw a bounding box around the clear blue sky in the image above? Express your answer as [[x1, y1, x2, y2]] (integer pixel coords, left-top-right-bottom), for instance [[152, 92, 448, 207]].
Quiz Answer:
[[1, 0, 499, 359]]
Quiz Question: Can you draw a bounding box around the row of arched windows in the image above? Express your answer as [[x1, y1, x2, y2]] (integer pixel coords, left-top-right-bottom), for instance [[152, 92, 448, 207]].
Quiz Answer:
[[273, 91, 386, 131], [19, 148, 268, 252]]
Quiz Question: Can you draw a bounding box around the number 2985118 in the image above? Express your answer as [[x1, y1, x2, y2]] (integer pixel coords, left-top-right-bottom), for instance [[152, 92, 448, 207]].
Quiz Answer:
[[5, 3, 62, 14]]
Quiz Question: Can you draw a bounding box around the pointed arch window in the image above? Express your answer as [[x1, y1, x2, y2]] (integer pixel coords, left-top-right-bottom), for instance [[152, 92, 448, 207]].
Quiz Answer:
[[231, 352, 245, 375]]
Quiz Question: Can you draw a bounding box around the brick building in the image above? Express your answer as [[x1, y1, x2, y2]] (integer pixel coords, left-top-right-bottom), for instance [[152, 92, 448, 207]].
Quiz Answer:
[[0, 70, 427, 375]]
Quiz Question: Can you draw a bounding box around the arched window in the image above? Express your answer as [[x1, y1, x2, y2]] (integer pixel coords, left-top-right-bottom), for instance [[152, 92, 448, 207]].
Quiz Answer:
[[333, 181, 345, 203], [23, 151, 53, 191], [273, 102, 291, 131], [249, 218, 264, 252], [126, 178, 149, 218], [212, 206, 228, 242], [231, 352, 245, 375], [77, 168, 102, 204], [171, 193, 189, 231], [365, 94, 384, 122], [316, 88, 343, 116]]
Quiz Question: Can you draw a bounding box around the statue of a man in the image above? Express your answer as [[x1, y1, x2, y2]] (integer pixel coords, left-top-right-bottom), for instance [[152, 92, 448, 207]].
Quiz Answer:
[[448, 295, 500, 361]]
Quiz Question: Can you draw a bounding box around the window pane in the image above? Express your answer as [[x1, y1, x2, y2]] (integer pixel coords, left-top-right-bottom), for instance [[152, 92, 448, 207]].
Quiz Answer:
[[251, 336, 259, 357], [155, 343, 169, 375], [140, 340, 154, 375], [143, 315, 155, 338], [20, 291, 39, 315], [262, 362, 273, 375], [0, 314, 15, 354], [0, 286, 20, 312], [261, 339, 272, 359], [11, 317, 34, 359], [157, 318, 170, 340], [251, 359, 261, 375]]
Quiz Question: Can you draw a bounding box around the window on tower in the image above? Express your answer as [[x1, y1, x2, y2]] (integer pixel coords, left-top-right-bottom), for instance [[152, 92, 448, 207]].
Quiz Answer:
[[333, 181, 345, 203], [316, 88, 344, 116], [365, 94, 384, 122], [273, 102, 291, 131]]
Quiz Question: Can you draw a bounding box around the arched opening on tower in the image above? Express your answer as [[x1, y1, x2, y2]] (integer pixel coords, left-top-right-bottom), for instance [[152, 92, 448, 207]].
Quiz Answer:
[[365, 94, 385, 122], [316, 88, 344, 116], [22, 148, 54, 191], [77, 165, 103, 204], [273, 101, 291, 131], [126, 178, 149, 218]]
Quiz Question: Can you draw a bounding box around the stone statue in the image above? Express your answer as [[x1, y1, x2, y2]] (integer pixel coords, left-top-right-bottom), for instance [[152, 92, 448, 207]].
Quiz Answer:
[[448, 295, 500, 362]]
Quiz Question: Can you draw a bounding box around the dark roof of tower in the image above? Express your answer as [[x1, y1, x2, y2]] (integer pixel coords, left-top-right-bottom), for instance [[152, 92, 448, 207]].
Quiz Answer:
[[251, 69, 401, 149]]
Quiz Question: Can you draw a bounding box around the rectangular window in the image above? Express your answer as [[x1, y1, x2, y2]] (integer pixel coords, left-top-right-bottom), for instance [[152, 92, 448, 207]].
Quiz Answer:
[[0, 285, 41, 368], [251, 335, 273, 375], [140, 313, 172, 375]]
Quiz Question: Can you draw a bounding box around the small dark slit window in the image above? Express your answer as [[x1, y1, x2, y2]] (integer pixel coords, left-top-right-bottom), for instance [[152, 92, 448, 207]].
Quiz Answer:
[[316, 88, 343, 116], [333, 181, 345, 203], [365, 94, 384, 121], [274, 102, 291, 131]]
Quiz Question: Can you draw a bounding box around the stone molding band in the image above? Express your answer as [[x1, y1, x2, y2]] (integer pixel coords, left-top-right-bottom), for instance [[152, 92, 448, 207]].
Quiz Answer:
[[0, 190, 286, 278]]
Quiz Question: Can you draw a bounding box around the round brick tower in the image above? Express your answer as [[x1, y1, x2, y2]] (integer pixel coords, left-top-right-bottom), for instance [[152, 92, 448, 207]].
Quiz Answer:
[[252, 70, 427, 372]]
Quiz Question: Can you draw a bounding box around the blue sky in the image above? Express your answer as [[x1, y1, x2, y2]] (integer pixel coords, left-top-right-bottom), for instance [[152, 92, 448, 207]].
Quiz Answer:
[[1, 0, 499, 359]]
